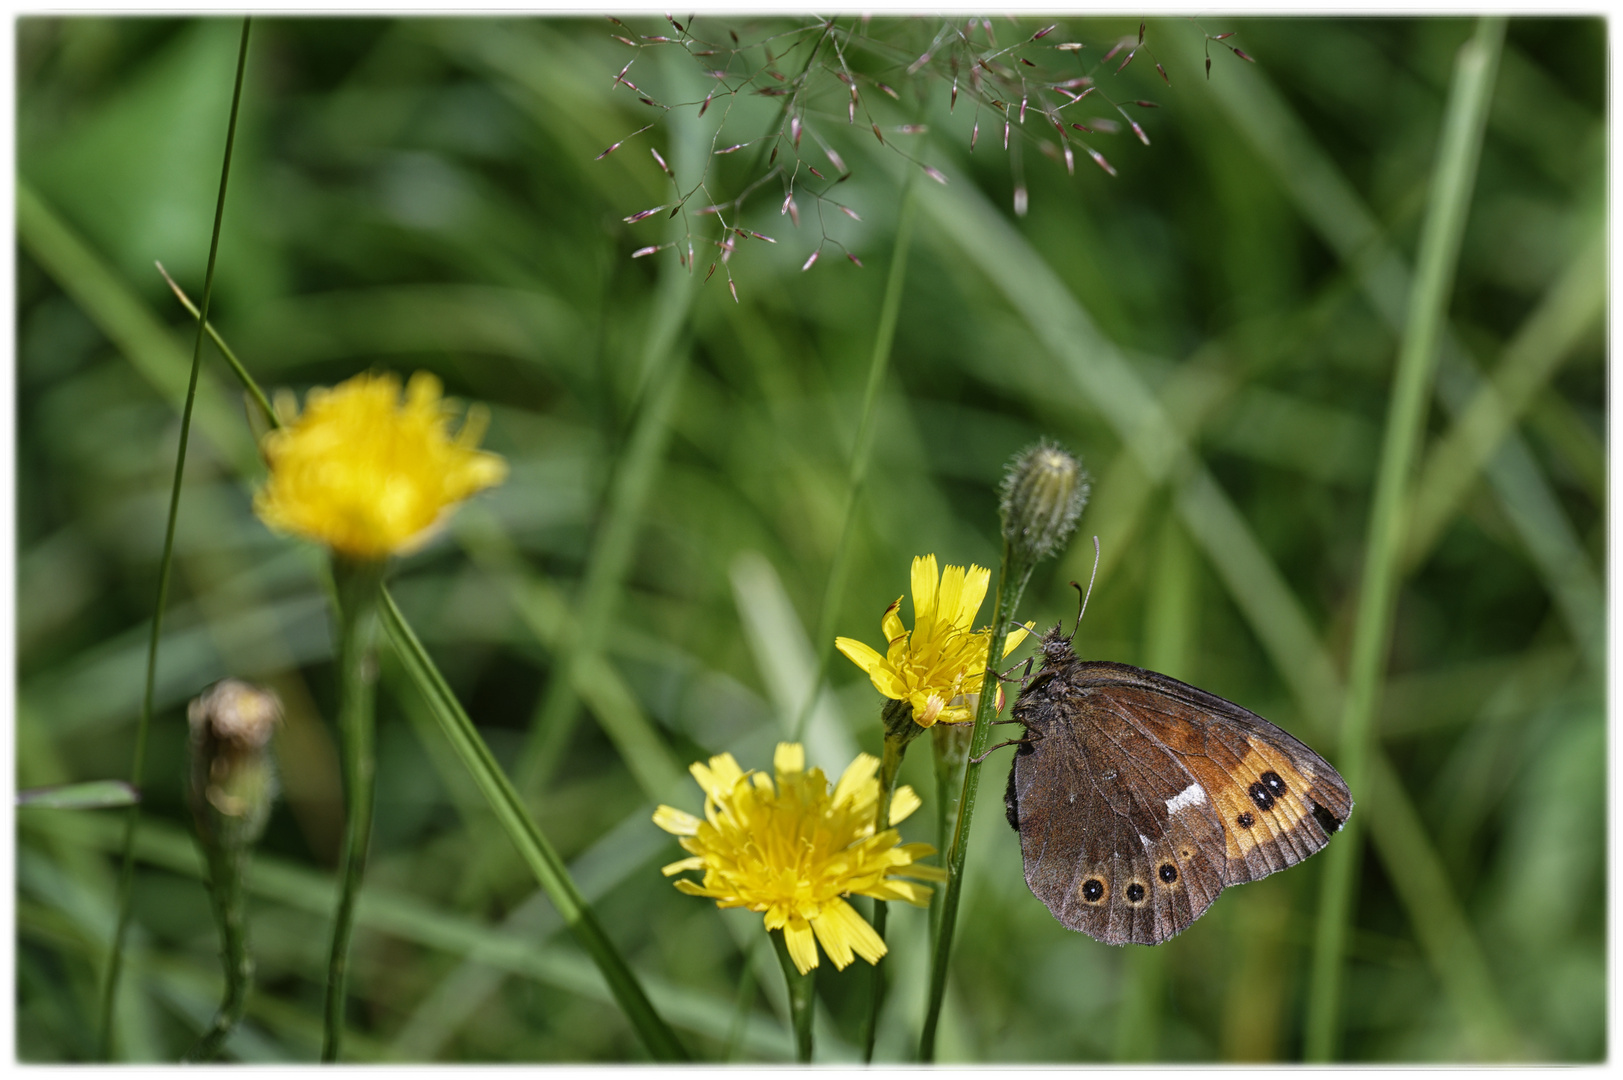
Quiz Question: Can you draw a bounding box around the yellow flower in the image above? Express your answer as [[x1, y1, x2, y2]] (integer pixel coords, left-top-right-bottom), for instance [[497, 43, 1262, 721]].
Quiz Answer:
[[254, 371, 506, 560], [653, 743, 944, 975], [834, 554, 1030, 727]]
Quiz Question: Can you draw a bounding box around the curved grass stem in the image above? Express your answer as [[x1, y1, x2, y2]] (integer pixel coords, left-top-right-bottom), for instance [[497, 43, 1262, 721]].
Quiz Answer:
[[1303, 16, 1505, 1061], [96, 18, 252, 1059]]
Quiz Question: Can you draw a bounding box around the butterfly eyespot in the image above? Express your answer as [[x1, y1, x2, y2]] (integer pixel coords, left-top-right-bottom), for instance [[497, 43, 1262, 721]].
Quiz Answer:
[[1236, 811, 1255, 829], [1158, 863, 1178, 883], [1247, 781, 1276, 811], [1260, 770, 1288, 796], [1125, 882, 1146, 903], [1080, 878, 1105, 902]]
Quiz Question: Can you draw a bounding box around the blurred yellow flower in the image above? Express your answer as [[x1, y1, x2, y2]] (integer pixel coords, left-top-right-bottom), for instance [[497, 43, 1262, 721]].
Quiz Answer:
[[254, 371, 506, 560], [653, 743, 943, 975], [835, 554, 1030, 727]]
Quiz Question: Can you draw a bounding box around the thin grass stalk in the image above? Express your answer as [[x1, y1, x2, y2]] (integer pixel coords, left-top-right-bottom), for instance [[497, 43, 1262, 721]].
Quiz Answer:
[[321, 558, 386, 1062], [96, 19, 252, 1059], [859, 717, 910, 1062], [771, 931, 816, 1063], [378, 589, 689, 1062], [790, 176, 919, 744], [928, 722, 972, 946], [1304, 17, 1504, 1061], [918, 538, 1035, 1062]]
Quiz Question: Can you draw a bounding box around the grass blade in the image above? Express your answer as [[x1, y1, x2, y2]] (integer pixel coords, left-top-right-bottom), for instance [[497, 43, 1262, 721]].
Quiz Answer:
[[378, 588, 688, 1062], [97, 19, 252, 1058], [1305, 18, 1505, 1060]]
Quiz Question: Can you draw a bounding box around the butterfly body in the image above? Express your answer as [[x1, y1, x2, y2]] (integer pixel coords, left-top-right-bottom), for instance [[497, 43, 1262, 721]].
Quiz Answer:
[[1005, 627, 1353, 946]]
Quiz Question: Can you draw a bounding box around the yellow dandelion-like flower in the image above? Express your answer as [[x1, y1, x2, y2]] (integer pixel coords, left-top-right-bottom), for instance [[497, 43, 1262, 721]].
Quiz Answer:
[[834, 554, 1031, 728], [254, 371, 507, 560], [653, 743, 944, 975]]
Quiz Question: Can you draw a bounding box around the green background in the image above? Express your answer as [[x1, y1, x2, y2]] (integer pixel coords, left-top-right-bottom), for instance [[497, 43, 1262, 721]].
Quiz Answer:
[[16, 15, 1605, 1062]]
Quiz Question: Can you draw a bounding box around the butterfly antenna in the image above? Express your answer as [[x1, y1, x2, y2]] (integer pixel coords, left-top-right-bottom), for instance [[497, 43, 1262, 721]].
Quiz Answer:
[[1068, 536, 1101, 642]]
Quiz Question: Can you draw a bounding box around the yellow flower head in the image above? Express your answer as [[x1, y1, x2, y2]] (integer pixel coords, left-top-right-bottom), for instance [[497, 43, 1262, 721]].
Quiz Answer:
[[653, 743, 944, 975], [254, 371, 506, 560], [834, 554, 1030, 727]]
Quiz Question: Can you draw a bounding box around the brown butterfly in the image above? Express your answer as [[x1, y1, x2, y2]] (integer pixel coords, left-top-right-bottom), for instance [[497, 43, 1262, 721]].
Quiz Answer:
[[1003, 624, 1353, 946]]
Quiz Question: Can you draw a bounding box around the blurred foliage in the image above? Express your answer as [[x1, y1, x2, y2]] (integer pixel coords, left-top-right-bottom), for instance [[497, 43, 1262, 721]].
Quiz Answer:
[[15, 14, 1604, 1063]]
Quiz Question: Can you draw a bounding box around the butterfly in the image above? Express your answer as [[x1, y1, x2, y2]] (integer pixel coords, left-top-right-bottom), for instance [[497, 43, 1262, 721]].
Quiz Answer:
[[1002, 623, 1353, 946]]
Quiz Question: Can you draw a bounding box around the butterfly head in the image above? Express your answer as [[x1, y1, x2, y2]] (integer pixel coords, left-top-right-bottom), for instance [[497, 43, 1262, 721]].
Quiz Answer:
[[1040, 623, 1078, 667]]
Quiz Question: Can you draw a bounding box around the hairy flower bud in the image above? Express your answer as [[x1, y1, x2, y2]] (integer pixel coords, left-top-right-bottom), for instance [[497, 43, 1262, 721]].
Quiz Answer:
[[999, 440, 1090, 564], [188, 679, 282, 849]]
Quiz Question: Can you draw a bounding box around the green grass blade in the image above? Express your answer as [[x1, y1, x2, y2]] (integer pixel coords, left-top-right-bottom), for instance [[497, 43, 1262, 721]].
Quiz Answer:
[[97, 19, 252, 1059], [1306, 19, 1506, 1061], [378, 588, 689, 1062], [17, 782, 140, 811], [1405, 231, 1605, 566]]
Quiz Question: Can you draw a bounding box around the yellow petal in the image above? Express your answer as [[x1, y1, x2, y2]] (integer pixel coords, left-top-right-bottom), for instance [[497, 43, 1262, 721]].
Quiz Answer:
[[783, 918, 821, 974], [773, 742, 805, 777], [812, 897, 887, 968], [956, 564, 992, 629], [888, 784, 922, 825], [660, 856, 705, 876], [835, 636, 886, 676], [910, 554, 939, 636], [935, 563, 968, 635], [652, 805, 701, 836], [831, 753, 879, 808], [881, 598, 906, 644], [1001, 620, 1036, 657]]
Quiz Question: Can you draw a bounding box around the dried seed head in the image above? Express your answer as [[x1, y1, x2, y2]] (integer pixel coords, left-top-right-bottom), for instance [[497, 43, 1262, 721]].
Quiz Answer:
[[999, 440, 1089, 564], [189, 678, 282, 751], [187, 679, 283, 847]]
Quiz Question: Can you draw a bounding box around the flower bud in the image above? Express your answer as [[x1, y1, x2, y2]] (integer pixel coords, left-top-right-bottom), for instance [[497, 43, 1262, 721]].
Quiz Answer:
[[999, 440, 1090, 565], [188, 679, 282, 850]]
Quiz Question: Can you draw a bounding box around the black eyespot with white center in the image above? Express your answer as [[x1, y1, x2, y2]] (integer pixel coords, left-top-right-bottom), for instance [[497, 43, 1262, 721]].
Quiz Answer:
[[1237, 811, 1255, 828], [1125, 883, 1145, 903], [1158, 863, 1178, 883], [1248, 780, 1276, 811], [1260, 770, 1287, 797], [1081, 878, 1105, 902]]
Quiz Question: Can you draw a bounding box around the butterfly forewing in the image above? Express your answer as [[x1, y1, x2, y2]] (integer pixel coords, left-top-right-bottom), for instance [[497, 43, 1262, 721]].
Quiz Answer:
[[1007, 635, 1353, 947]]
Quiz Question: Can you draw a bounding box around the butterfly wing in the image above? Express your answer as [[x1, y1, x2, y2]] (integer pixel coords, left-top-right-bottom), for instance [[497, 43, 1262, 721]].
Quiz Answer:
[[1008, 684, 1228, 945], [1073, 661, 1354, 886]]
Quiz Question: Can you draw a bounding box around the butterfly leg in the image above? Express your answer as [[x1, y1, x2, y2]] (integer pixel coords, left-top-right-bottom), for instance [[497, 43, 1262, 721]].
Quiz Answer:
[[970, 736, 1034, 765]]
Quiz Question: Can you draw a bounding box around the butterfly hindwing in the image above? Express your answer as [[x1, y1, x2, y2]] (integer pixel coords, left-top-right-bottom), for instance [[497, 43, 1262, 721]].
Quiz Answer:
[[1010, 686, 1226, 945]]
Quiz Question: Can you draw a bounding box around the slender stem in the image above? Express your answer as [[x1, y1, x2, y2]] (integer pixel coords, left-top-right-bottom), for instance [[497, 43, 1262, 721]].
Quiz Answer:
[[1303, 17, 1504, 1062], [96, 18, 252, 1059], [321, 558, 386, 1062], [379, 589, 689, 1062], [184, 842, 251, 1061], [860, 723, 908, 1062], [919, 542, 1035, 1061], [929, 721, 972, 946], [771, 930, 816, 1064], [791, 174, 920, 744]]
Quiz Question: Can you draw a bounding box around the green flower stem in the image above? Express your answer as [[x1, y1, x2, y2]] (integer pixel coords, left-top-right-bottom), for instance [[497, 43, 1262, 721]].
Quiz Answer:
[[97, 17, 252, 1060], [156, 265, 686, 1063], [379, 589, 689, 1062], [771, 930, 816, 1064], [919, 541, 1036, 1062], [155, 260, 275, 428], [321, 557, 387, 1062], [1304, 16, 1504, 1062], [184, 837, 252, 1061], [929, 721, 973, 945], [860, 710, 912, 1062]]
